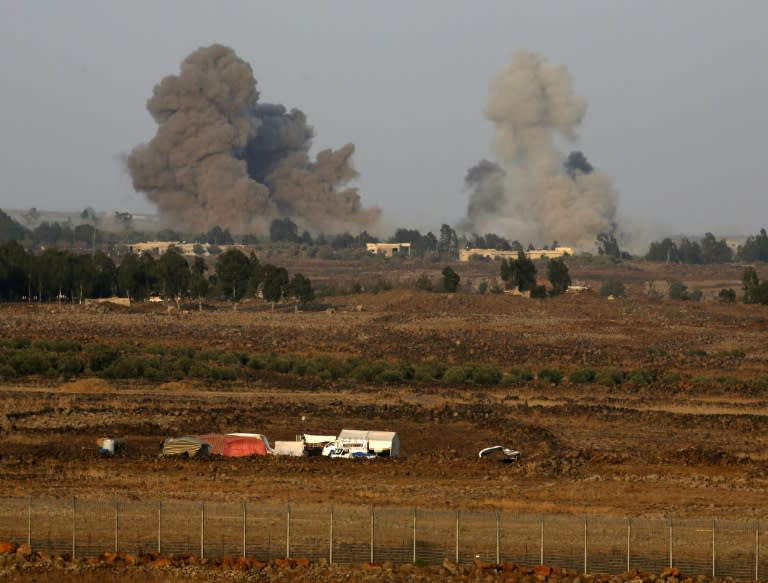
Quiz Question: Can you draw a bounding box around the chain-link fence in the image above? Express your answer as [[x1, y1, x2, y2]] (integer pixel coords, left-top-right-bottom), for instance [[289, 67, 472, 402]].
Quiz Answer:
[[0, 497, 764, 577]]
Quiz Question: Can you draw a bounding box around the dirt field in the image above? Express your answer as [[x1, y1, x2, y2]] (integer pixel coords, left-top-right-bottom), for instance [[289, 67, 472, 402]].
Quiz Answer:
[[1, 259, 768, 522]]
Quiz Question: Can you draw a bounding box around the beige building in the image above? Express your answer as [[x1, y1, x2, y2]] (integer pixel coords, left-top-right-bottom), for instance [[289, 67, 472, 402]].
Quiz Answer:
[[366, 242, 412, 257], [459, 246, 574, 262]]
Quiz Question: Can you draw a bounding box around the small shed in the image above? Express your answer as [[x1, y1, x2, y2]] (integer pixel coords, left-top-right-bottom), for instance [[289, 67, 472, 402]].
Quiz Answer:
[[336, 429, 400, 457]]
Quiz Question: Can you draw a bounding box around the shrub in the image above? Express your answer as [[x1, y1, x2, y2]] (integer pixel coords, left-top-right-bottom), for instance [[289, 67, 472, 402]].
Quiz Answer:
[[748, 376, 768, 390], [212, 366, 239, 381], [660, 371, 682, 385], [413, 362, 446, 382], [370, 279, 393, 294], [102, 356, 144, 379], [49, 340, 82, 353], [595, 367, 624, 386], [189, 363, 212, 379], [443, 366, 470, 384], [716, 375, 742, 388], [86, 345, 120, 372], [376, 365, 404, 383], [538, 368, 563, 385], [57, 353, 86, 378], [414, 275, 434, 292], [504, 368, 534, 386], [247, 354, 270, 370], [471, 365, 503, 385], [12, 337, 31, 349], [217, 351, 242, 366], [0, 364, 16, 379], [568, 368, 596, 384], [266, 356, 293, 374], [718, 288, 736, 303], [627, 368, 655, 386], [145, 344, 167, 356], [11, 350, 56, 376]]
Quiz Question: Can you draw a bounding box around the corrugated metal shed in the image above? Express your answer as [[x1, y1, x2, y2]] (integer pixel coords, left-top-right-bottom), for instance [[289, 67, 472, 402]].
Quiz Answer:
[[336, 429, 400, 456]]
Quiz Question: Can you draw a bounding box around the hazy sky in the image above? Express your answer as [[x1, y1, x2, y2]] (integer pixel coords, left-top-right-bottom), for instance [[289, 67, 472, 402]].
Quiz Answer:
[[1, 1, 766, 239]]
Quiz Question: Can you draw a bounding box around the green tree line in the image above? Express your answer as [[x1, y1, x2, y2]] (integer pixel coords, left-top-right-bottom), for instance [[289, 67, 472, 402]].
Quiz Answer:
[[0, 242, 313, 305]]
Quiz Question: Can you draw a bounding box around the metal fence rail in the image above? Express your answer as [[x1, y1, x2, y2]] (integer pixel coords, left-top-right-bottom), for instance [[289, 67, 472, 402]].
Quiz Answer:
[[0, 496, 764, 577]]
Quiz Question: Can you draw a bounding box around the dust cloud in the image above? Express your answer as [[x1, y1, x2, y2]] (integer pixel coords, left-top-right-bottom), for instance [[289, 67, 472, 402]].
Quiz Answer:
[[464, 50, 617, 249]]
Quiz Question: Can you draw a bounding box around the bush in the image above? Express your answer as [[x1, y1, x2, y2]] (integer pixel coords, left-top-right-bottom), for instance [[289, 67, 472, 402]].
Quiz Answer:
[[595, 367, 624, 386], [86, 345, 120, 372], [748, 376, 768, 390], [660, 371, 682, 385], [0, 364, 16, 379], [471, 365, 503, 385], [718, 288, 736, 303], [102, 356, 144, 379], [49, 339, 82, 353], [627, 368, 655, 386], [504, 368, 534, 386], [443, 366, 470, 384], [568, 368, 596, 384], [11, 350, 56, 376], [212, 366, 239, 381], [538, 368, 563, 385], [413, 362, 446, 382], [57, 353, 86, 378], [716, 375, 742, 388], [189, 363, 212, 379]]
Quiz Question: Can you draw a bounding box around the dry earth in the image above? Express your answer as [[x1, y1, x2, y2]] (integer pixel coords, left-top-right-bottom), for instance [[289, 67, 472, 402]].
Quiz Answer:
[[1, 260, 768, 521]]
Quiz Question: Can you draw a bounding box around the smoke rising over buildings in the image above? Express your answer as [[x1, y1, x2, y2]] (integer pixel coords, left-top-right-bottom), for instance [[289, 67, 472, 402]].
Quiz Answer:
[[464, 50, 617, 249], [128, 44, 380, 234]]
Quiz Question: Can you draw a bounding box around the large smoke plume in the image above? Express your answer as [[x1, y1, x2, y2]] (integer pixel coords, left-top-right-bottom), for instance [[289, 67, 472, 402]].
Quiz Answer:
[[128, 44, 379, 234], [464, 50, 617, 248]]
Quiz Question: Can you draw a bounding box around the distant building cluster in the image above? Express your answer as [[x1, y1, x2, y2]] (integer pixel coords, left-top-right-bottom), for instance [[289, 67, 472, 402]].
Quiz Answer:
[[129, 241, 244, 256], [458, 246, 574, 262]]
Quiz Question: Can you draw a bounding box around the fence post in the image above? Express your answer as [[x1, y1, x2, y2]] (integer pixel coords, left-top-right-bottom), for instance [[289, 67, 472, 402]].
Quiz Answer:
[[200, 501, 205, 559], [329, 505, 334, 564], [157, 501, 162, 554], [496, 511, 500, 565], [756, 519, 760, 581], [370, 505, 375, 563], [72, 496, 76, 559], [712, 518, 716, 577], [114, 497, 119, 552], [626, 516, 631, 572], [455, 510, 460, 563], [286, 503, 291, 559], [412, 506, 417, 565], [242, 502, 247, 558], [27, 496, 31, 547], [540, 514, 544, 565], [668, 515, 673, 568], [583, 515, 588, 574]]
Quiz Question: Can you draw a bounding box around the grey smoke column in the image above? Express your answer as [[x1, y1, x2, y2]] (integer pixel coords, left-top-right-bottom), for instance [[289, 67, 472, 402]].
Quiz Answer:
[[128, 44, 379, 234], [465, 50, 616, 248]]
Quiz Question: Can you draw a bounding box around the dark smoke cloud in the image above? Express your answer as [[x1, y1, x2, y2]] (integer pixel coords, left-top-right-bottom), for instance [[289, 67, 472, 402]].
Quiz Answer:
[[128, 44, 379, 234], [464, 160, 505, 223], [463, 50, 617, 248], [564, 151, 594, 177]]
